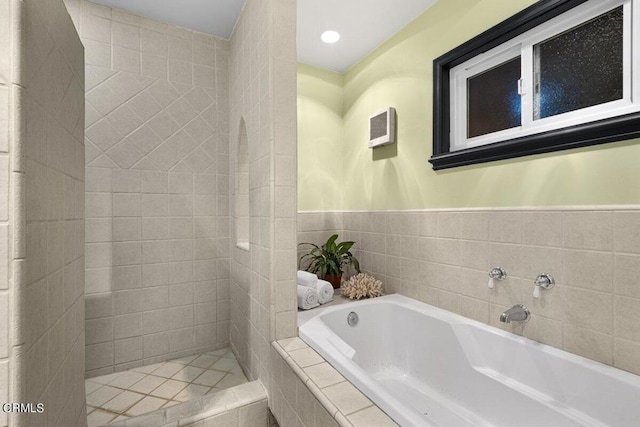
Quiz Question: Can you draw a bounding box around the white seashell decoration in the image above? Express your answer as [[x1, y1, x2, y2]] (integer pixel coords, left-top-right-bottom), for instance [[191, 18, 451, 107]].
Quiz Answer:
[[341, 273, 384, 300]]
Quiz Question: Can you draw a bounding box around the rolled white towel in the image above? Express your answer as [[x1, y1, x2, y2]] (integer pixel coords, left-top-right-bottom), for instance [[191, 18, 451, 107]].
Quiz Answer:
[[297, 270, 318, 287], [297, 285, 319, 310], [315, 280, 334, 304]]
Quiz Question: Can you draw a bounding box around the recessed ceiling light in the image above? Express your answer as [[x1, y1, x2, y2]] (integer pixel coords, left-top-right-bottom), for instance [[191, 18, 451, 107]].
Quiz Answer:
[[321, 30, 340, 44]]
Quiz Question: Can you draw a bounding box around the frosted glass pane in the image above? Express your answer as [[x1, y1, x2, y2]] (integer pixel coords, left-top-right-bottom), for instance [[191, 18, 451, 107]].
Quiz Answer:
[[534, 6, 623, 120], [467, 57, 522, 139]]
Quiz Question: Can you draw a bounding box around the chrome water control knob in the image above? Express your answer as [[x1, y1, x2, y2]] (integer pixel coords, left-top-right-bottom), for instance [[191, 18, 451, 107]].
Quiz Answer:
[[488, 267, 507, 280], [488, 267, 507, 289], [533, 273, 555, 298]]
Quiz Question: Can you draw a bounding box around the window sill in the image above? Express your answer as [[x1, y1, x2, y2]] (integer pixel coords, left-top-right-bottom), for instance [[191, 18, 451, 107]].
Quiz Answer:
[[430, 111, 640, 170]]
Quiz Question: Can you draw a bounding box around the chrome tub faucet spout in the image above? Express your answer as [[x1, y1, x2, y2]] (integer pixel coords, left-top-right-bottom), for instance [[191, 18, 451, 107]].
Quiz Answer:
[[499, 304, 530, 323]]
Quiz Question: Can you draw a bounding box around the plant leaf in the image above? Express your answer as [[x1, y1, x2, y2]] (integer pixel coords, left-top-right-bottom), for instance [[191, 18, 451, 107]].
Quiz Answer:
[[328, 259, 339, 276], [352, 256, 360, 273], [299, 234, 360, 278], [336, 241, 354, 255], [326, 234, 338, 250]]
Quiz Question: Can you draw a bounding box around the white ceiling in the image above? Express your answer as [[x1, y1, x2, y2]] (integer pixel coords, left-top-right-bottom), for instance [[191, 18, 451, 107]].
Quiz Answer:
[[89, 0, 438, 73], [297, 0, 438, 73], [89, 0, 246, 39]]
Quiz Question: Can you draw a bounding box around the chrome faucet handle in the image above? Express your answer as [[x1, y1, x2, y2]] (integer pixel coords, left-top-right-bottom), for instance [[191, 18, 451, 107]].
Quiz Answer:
[[488, 267, 507, 289], [533, 273, 555, 298], [488, 267, 507, 280]]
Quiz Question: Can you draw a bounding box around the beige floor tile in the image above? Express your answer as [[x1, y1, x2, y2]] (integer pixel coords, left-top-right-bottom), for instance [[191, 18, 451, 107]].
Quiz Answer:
[[129, 375, 166, 394], [150, 379, 189, 399], [87, 385, 122, 407], [173, 384, 210, 402], [84, 349, 246, 421], [189, 354, 218, 369], [215, 373, 247, 390], [103, 390, 145, 413], [152, 362, 185, 378], [206, 386, 223, 394], [132, 363, 164, 374], [192, 369, 225, 387], [227, 365, 244, 375], [87, 409, 117, 427], [90, 371, 123, 385], [207, 348, 229, 357], [109, 371, 147, 389], [171, 355, 198, 365], [171, 365, 204, 382], [211, 357, 240, 372], [85, 381, 103, 395], [126, 396, 168, 416]]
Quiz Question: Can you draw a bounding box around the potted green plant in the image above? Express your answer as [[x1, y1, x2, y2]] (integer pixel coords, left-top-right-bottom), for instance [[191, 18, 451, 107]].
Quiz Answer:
[[298, 234, 360, 289]]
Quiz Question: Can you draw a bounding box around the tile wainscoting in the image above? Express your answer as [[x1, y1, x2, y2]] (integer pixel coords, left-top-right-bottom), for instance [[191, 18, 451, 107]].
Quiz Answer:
[[298, 207, 640, 376]]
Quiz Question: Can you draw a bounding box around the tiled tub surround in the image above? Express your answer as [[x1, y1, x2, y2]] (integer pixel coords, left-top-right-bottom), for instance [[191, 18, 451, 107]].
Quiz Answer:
[[271, 338, 396, 427], [63, 0, 232, 376], [298, 208, 640, 377], [86, 348, 247, 425]]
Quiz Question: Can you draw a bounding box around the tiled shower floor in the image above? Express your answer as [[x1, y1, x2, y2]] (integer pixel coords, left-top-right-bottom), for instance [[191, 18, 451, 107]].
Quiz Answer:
[[85, 348, 248, 426]]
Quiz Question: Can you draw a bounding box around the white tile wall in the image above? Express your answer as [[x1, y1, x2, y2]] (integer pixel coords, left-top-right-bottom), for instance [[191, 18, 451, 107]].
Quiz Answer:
[[298, 208, 640, 376], [66, 1, 231, 377], [0, 58, 7, 420], [228, 2, 297, 426], [0, 0, 87, 426]]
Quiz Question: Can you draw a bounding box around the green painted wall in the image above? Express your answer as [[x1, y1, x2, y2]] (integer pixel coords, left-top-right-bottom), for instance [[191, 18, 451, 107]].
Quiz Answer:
[[298, 0, 640, 210], [297, 64, 345, 211]]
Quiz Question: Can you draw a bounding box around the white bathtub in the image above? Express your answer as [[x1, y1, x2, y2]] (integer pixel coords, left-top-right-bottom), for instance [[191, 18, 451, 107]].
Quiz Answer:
[[299, 294, 640, 427]]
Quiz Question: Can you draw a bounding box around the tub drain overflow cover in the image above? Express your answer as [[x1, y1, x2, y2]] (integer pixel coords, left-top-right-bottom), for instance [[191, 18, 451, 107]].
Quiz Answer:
[[347, 311, 359, 327]]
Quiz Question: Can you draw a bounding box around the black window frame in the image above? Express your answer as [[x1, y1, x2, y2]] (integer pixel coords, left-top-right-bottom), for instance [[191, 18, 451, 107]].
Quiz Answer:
[[430, 0, 640, 170]]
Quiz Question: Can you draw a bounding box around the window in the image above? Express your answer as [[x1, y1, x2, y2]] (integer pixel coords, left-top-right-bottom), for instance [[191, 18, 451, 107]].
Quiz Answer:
[[431, 0, 640, 170], [464, 53, 522, 141]]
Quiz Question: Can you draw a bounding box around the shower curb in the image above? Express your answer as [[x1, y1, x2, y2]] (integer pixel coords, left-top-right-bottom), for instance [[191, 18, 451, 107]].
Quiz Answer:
[[104, 380, 267, 427]]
